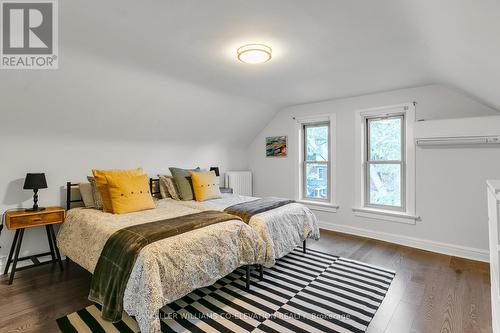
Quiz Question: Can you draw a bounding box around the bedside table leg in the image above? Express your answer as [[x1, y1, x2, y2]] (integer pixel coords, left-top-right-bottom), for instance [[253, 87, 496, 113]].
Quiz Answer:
[[9, 228, 25, 285], [3, 229, 20, 275], [45, 225, 56, 261], [48, 225, 64, 272]]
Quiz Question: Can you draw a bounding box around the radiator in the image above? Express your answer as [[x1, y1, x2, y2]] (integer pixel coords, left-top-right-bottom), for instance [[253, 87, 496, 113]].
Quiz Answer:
[[225, 171, 252, 196]]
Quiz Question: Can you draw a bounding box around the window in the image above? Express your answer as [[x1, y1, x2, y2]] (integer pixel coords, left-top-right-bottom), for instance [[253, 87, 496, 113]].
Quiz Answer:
[[365, 115, 404, 210], [353, 103, 417, 224], [294, 113, 337, 211], [303, 122, 330, 202]]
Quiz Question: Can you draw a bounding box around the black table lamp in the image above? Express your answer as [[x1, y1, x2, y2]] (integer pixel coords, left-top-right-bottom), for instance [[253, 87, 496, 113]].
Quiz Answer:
[[23, 173, 47, 211], [210, 167, 220, 177]]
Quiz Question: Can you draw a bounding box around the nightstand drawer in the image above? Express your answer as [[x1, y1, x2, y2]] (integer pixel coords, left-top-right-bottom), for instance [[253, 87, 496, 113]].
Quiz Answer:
[[6, 209, 65, 229]]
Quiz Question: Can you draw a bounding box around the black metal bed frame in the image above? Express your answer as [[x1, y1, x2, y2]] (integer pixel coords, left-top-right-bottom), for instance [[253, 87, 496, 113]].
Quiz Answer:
[[149, 178, 161, 198], [66, 182, 84, 210]]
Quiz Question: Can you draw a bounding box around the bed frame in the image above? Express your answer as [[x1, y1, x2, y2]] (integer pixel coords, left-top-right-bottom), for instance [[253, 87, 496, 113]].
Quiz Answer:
[[66, 182, 84, 210], [149, 178, 308, 253], [149, 178, 161, 198], [65, 181, 262, 289]]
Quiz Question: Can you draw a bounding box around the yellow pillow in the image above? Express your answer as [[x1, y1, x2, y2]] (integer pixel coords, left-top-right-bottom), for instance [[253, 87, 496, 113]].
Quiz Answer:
[[105, 174, 155, 214], [189, 171, 222, 202], [92, 168, 144, 213]]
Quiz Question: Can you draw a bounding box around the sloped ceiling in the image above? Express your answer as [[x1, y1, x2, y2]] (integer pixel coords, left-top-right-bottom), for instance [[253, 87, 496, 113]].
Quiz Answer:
[[403, 0, 500, 111], [0, 51, 274, 145], [1, 0, 498, 145], [60, 0, 499, 110]]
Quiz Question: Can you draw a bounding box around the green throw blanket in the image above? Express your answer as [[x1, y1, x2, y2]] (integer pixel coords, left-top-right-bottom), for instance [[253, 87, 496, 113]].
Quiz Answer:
[[224, 197, 295, 224], [89, 210, 240, 322]]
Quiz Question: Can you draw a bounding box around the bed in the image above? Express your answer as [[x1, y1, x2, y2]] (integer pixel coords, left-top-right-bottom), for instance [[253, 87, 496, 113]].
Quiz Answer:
[[150, 180, 320, 267], [57, 183, 266, 333]]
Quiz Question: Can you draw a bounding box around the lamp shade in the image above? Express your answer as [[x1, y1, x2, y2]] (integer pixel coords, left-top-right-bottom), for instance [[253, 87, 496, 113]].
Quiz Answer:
[[23, 173, 47, 190], [209, 167, 220, 177]]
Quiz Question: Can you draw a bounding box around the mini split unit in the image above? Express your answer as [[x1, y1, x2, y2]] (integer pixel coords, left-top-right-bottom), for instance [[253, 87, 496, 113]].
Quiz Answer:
[[416, 135, 500, 146]]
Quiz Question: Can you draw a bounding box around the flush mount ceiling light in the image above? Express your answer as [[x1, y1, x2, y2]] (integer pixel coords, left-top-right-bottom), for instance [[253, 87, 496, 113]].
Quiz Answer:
[[237, 44, 272, 64]]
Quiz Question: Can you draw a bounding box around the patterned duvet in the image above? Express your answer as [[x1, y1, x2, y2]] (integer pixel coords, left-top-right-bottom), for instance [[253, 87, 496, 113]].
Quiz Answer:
[[56, 199, 266, 333], [169, 194, 321, 267]]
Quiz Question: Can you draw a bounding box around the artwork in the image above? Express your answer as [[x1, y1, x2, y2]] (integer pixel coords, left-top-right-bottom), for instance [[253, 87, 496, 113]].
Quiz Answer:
[[266, 136, 287, 157]]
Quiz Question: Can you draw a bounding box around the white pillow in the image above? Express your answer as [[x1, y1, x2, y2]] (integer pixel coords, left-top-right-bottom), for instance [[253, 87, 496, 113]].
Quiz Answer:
[[79, 182, 95, 208]]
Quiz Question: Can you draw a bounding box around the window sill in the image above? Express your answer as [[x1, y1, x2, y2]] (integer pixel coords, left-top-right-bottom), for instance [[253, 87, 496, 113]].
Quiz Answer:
[[352, 207, 419, 225], [297, 200, 339, 213]]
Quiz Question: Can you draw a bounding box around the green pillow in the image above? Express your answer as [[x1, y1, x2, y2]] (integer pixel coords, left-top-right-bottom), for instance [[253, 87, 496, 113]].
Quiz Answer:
[[169, 167, 200, 201]]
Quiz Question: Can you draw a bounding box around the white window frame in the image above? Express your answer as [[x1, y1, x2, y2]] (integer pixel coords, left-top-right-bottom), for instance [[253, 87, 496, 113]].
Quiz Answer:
[[353, 103, 418, 224], [294, 113, 338, 213]]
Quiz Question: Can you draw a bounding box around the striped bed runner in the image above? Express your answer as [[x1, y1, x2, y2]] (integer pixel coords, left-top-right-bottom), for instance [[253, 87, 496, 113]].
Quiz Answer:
[[57, 248, 395, 333]]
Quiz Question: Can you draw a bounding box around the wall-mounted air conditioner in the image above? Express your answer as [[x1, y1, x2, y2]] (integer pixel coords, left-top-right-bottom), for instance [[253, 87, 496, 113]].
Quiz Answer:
[[416, 135, 500, 147], [414, 115, 500, 147]]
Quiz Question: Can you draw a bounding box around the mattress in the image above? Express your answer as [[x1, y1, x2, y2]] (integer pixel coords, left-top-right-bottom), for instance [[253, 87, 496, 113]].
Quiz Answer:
[[56, 199, 266, 333], [170, 194, 321, 266]]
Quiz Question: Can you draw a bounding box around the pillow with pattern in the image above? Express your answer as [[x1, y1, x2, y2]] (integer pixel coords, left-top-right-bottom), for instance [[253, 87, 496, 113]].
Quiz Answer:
[[87, 176, 104, 210], [158, 175, 181, 200]]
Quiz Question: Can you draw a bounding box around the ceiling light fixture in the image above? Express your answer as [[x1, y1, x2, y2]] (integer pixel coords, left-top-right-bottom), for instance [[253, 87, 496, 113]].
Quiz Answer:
[[237, 44, 272, 64]]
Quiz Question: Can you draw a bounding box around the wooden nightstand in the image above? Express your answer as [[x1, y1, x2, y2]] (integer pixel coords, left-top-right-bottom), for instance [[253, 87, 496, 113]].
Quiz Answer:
[[3, 206, 65, 284]]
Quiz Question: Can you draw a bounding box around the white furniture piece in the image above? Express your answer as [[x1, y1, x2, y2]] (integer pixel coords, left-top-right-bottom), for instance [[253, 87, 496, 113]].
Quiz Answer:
[[487, 180, 500, 333], [225, 171, 252, 196]]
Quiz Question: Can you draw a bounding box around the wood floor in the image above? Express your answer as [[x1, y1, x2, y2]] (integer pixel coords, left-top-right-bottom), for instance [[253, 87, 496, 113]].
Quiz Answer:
[[0, 229, 492, 333]]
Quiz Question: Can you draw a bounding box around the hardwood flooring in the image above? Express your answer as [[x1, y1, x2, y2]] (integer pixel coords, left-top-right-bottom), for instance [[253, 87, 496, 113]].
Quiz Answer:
[[0, 229, 492, 333]]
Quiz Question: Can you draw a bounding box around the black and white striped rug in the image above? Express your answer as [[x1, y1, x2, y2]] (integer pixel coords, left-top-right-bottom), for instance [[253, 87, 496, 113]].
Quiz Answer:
[[57, 248, 395, 333]]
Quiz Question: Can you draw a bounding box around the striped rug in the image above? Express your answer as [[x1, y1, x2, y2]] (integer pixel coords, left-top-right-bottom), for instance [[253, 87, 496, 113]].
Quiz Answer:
[[57, 248, 395, 333]]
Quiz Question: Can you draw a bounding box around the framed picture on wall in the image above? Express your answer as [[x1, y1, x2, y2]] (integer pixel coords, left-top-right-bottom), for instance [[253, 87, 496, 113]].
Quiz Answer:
[[266, 136, 287, 157]]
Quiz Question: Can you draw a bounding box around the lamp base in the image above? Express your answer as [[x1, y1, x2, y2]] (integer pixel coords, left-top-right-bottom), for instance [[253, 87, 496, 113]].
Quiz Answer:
[[25, 207, 46, 212]]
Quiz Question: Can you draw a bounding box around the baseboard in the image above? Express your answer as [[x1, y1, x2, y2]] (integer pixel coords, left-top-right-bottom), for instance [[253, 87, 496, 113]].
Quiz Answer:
[[318, 221, 490, 263]]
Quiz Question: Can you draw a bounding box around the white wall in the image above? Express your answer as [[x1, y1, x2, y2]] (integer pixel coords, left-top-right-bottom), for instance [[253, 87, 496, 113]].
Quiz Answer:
[[248, 85, 500, 261], [0, 49, 273, 269], [0, 136, 246, 266]]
